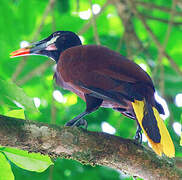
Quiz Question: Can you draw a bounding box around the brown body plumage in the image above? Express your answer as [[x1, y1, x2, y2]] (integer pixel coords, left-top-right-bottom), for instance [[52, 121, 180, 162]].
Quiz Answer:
[[55, 45, 159, 119]]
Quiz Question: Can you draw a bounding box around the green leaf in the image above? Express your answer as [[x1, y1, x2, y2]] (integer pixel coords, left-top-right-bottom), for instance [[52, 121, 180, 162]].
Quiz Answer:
[[2, 147, 53, 172], [5, 109, 25, 119], [0, 152, 14, 180], [0, 78, 38, 113]]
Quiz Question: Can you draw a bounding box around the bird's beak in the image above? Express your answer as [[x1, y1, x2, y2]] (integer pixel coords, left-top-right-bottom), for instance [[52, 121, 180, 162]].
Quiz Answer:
[[10, 40, 48, 58]]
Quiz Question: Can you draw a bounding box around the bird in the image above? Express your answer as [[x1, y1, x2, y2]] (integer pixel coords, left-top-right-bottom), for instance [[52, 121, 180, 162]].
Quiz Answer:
[[10, 31, 175, 157]]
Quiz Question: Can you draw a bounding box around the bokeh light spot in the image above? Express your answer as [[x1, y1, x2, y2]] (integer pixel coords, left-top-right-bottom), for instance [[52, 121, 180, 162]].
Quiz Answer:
[[101, 122, 116, 134]]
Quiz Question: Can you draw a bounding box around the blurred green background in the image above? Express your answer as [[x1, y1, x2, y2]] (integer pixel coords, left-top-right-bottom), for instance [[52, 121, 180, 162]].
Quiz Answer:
[[0, 0, 181, 179]]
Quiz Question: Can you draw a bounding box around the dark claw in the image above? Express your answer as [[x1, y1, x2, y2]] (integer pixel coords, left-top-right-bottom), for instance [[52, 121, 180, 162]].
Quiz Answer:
[[75, 119, 88, 129], [65, 118, 88, 129], [134, 125, 142, 144], [65, 120, 75, 127], [65, 111, 88, 127]]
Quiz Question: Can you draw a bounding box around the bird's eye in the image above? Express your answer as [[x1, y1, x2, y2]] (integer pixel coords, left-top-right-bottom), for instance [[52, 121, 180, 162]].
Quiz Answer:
[[53, 32, 61, 37], [53, 33, 57, 37]]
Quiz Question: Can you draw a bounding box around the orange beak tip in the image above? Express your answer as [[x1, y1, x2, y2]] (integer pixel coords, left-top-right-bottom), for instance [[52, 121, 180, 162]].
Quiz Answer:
[[9, 55, 17, 58], [9, 48, 30, 58]]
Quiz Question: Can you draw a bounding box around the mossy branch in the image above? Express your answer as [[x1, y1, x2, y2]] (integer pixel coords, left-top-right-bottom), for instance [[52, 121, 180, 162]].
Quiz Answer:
[[0, 115, 181, 179]]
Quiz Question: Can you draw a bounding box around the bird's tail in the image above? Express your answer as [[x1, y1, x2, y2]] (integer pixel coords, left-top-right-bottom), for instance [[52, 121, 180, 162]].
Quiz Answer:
[[132, 99, 175, 157]]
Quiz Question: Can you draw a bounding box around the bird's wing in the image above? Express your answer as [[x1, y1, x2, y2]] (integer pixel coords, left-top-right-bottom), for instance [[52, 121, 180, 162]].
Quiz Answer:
[[58, 45, 154, 104]]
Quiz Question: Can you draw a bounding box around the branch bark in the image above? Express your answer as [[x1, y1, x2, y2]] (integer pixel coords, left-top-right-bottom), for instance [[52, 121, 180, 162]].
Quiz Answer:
[[0, 115, 181, 179]]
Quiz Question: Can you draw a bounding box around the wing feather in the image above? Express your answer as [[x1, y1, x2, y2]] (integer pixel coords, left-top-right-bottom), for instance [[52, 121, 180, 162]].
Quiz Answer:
[[58, 45, 155, 102]]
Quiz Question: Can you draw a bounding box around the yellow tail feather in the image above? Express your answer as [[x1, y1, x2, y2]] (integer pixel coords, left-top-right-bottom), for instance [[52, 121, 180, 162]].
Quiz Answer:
[[132, 100, 175, 157]]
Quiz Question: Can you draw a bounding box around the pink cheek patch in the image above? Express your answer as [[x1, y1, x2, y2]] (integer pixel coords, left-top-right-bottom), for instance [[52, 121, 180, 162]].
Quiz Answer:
[[46, 44, 57, 51]]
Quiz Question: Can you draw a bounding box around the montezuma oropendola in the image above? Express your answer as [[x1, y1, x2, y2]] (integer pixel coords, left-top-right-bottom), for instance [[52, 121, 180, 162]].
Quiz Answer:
[[10, 31, 175, 157]]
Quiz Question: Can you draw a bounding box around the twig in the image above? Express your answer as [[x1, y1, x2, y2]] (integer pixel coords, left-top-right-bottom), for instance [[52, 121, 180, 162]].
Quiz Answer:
[[114, 0, 131, 56], [78, 0, 111, 35], [89, 0, 100, 45], [159, 65, 165, 96], [76, 0, 80, 12], [164, 53, 182, 76], [175, 157, 182, 169], [127, 0, 182, 77], [51, 90, 57, 125], [49, 166, 54, 180], [116, 36, 123, 52], [11, 59, 27, 82], [141, 14, 182, 26], [158, 0, 177, 96], [16, 60, 54, 86], [11, 0, 56, 83], [0, 115, 181, 179], [160, 0, 177, 49], [51, 4, 56, 32], [135, 0, 182, 16], [166, 95, 175, 127], [114, 0, 145, 59], [32, 0, 55, 41]]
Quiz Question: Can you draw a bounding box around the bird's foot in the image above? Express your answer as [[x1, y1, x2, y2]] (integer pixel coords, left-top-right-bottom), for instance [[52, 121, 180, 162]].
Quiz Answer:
[[65, 119, 76, 127], [134, 126, 142, 144], [74, 119, 88, 129], [65, 118, 88, 129]]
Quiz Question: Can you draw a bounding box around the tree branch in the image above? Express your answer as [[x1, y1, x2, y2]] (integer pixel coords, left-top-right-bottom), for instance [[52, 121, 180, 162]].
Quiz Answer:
[[141, 14, 182, 26], [78, 0, 111, 35], [126, 0, 182, 77], [16, 60, 54, 86], [89, 0, 100, 45], [11, 0, 56, 83], [114, 0, 145, 59], [135, 0, 182, 16], [0, 115, 181, 179], [154, 0, 177, 96]]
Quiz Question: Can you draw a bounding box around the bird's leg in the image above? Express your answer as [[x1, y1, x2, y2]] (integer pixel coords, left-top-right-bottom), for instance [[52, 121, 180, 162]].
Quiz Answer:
[[134, 124, 142, 144], [65, 94, 103, 127], [65, 112, 88, 127], [75, 118, 88, 129]]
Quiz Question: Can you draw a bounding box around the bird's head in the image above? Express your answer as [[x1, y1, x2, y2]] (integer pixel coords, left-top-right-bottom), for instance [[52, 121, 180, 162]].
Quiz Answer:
[[10, 31, 82, 62]]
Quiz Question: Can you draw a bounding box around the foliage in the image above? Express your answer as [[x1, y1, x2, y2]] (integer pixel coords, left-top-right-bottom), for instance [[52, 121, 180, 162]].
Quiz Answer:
[[0, 0, 181, 179]]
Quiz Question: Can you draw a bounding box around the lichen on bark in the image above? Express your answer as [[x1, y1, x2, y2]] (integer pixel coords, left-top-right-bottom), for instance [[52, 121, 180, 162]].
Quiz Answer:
[[0, 115, 181, 179]]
